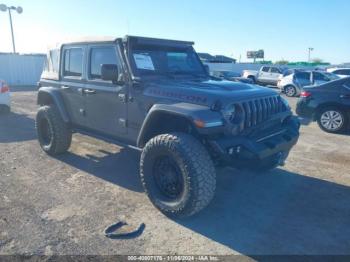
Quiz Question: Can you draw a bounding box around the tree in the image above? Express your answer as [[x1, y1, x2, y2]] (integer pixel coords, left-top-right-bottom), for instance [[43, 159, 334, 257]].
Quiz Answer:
[[311, 58, 323, 63], [275, 59, 289, 65]]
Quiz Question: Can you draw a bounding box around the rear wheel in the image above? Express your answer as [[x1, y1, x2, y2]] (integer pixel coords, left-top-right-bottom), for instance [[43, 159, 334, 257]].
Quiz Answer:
[[140, 133, 216, 218], [317, 106, 348, 133], [36, 105, 72, 155], [284, 85, 297, 97], [248, 76, 256, 84]]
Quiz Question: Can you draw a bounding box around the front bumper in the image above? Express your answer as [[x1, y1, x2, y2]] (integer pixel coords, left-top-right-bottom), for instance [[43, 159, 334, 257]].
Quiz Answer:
[[208, 116, 300, 167], [296, 98, 315, 119]]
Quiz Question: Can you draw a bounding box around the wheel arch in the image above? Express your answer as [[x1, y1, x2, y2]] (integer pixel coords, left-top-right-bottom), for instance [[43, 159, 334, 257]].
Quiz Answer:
[[137, 103, 223, 148], [315, 102, 350, 121], [37, 87, 70, 123], [137, 109, 197, 148]]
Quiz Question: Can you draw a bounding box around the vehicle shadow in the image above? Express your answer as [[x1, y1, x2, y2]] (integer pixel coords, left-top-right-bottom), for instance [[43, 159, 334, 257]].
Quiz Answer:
[[175, 168, 350, 255], [56, 147, 143, 193], [0, 112, 37, 142]]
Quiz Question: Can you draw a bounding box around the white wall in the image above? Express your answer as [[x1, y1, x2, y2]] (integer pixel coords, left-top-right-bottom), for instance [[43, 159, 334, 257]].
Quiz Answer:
[[0, 53, 45, 86]]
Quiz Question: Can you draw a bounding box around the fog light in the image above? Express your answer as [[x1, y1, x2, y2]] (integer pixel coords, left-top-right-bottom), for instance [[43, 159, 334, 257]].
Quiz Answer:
[[228, 146, 241, 155]]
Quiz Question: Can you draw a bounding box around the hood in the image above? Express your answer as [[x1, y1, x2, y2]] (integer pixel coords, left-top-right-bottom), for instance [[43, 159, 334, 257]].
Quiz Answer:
[[144, 78, 279, 107]]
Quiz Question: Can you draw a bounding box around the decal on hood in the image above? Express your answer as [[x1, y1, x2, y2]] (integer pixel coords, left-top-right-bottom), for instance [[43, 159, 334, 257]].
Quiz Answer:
[[148, 88, 207, 104]]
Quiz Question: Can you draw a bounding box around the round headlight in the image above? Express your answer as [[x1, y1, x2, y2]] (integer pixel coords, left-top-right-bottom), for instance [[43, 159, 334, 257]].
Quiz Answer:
[[222, 104, 236, 123]]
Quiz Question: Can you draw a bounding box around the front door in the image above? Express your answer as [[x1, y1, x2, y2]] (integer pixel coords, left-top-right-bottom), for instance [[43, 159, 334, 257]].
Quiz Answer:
[[84, 44, 127, 137], [269, 67, 282, 85], [258, 66, 270, 83]]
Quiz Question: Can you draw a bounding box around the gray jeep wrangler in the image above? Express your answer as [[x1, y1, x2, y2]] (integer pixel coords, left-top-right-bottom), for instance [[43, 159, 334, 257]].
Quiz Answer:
[[36, 36, 300, 218]]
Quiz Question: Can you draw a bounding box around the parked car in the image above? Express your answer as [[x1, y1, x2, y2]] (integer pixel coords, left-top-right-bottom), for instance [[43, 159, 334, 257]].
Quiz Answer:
[[212, 71, 254, 84], [326, 68, 350, 78], [36, 36, 300, 218], [278, 70, 340, 97], [0, 80, 10, 113], [296, 77, 350, 133], [242, 66, 286, 86]]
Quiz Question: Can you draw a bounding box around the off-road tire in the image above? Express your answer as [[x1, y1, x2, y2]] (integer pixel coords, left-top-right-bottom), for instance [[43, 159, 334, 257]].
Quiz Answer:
[[140, 132, 216, 218], [36, 105, 72, 155], [316, 106, 348, 133]]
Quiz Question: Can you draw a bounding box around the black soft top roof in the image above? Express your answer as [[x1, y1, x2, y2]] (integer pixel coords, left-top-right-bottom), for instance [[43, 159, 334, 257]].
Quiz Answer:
[[124, 35, 194, 48]]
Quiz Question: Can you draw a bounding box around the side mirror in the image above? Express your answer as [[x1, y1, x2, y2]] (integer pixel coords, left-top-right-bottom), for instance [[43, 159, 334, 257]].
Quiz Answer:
[[101, 64, 119, 83]]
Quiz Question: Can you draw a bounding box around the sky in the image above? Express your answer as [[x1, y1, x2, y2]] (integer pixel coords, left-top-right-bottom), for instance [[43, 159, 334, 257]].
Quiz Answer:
[[0, 0, 349, 64]]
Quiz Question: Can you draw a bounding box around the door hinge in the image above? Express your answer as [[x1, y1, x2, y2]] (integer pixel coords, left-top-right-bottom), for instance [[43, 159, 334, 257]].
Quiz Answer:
[[118, 93, 127, 103], [119, 118, 127, 127]]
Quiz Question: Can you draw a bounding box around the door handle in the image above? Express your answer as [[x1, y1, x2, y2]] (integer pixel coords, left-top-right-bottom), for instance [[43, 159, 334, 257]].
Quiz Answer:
[[61, 86, 70, 90], [83, 89, 96, 95]]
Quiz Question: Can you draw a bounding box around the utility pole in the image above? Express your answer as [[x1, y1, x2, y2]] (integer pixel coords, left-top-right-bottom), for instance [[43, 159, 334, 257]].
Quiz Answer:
[[308, 47, 314, 62], [0, 4, 23, 53]]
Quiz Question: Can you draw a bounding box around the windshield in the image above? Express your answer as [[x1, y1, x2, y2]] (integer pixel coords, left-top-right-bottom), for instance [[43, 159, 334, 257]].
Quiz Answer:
[[129, 45, 207, 78]]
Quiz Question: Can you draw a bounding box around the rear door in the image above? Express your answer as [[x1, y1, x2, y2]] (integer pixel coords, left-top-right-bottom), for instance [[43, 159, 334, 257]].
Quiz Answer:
[[84, 44, 128, 136], [269, 67, 282, 85], [60, 45, 88, 127]]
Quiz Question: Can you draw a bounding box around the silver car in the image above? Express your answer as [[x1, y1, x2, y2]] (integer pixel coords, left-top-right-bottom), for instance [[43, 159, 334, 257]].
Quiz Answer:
[[277, 70, 340, 97]]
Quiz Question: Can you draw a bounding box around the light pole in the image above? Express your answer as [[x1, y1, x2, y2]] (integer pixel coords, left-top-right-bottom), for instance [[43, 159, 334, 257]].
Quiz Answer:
[[308, 47, 314, 62], [0, 4, 23, 53]]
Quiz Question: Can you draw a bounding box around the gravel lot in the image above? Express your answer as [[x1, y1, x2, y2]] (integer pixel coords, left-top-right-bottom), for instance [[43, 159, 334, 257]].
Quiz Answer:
[[0, 88, 350, 256]]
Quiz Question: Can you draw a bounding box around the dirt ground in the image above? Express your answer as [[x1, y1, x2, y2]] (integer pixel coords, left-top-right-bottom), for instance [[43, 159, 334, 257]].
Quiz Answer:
[[0, 88, 350, 257]]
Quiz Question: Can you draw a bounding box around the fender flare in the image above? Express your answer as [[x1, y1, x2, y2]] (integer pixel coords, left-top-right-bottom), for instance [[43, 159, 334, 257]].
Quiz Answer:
[[37, 86, 70, 123], [137, 103, 223, 148]]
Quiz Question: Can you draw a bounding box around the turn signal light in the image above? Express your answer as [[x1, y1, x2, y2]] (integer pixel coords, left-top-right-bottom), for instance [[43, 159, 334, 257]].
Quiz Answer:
[[300, 91, 311, 98], [0, 85, 9, 93]]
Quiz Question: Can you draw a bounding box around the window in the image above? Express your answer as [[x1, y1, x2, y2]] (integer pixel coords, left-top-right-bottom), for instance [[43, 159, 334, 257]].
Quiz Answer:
[[270, 67, 280, 73], [50, 49, 60, 73], [130, 45, 205, 77], [63, 48, 83, 77], [295, 72, 310, 80], [261, 67, 270, 72], [283, 69, 294, 77], [90, 47, 119, 79], [335, 69, 350, 76], [313, 72, 328, 81]]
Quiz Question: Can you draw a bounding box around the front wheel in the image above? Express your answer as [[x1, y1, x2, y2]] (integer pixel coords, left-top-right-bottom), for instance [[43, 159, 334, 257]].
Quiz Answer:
[[140, 133, 216, 218], [317, 107, 348, 133], [36, 105, 72, 155]]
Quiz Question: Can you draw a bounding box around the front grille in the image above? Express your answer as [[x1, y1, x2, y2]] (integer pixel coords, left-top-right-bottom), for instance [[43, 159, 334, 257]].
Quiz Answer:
[[241, 96, 286, 129]]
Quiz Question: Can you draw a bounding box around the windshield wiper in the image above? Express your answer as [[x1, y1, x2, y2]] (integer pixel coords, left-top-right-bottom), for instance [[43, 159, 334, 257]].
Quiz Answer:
[[170, 71, 207, 79]]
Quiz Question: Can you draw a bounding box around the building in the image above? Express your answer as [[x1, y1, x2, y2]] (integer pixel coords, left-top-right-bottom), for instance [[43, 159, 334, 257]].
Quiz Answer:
[[198, 53, 236, 64]]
